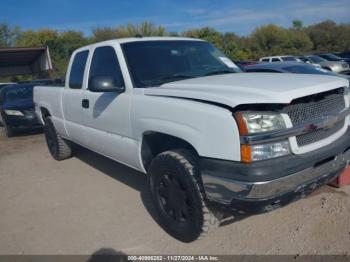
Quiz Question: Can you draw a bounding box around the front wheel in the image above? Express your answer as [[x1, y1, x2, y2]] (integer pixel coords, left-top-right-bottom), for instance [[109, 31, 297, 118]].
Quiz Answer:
[[44, 117, 73, 160], [148, 149, 221, 242]]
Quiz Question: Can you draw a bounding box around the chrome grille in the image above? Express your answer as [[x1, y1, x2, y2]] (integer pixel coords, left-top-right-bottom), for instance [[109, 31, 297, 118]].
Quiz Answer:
[[296, 119, 345, 146], [284, 88, 346, 146]]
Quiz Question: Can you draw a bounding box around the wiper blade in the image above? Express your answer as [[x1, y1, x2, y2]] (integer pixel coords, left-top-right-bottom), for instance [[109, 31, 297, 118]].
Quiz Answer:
[[204, 70, 235, 76], [159, 74, 195, 82], [153, 74, 197, 86]]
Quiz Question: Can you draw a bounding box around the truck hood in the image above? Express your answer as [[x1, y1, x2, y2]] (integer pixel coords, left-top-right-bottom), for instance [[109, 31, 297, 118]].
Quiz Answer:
[[144, 73, 348, 108]]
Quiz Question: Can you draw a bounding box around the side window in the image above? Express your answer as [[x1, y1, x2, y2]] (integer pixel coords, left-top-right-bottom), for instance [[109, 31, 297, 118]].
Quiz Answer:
[[261, 58, 269, 62], [69, 50, 89, 89], [88, 46, 124, 89], [271, 58, 280, 62]]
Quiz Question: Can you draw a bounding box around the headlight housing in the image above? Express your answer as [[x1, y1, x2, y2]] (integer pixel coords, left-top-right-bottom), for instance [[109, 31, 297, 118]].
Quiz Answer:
[[4, 110, 24, 116], [241, 141, 291, 162], [235, 111, 286, 134], [235, 111, 290, 162]]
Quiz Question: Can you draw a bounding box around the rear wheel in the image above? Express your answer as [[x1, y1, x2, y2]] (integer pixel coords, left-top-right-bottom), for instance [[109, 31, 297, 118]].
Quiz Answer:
[[148, 149, 221, 242], [44, 117, 73, 160]]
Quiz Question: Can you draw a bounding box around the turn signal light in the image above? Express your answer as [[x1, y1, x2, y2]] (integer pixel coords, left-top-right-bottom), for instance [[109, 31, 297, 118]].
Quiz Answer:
[[240, 145, 252, 163]]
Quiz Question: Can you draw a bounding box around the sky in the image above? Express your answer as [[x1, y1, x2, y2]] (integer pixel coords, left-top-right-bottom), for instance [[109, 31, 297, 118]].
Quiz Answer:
[[1, 0, 350, 35]]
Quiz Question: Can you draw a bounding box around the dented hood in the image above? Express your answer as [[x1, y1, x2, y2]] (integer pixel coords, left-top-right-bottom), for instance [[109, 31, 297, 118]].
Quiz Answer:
[[144, 73, 348, 108]]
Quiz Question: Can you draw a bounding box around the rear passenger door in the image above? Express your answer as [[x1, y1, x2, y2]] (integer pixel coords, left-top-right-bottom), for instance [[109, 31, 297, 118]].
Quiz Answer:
[[62, 50, 89, 145]]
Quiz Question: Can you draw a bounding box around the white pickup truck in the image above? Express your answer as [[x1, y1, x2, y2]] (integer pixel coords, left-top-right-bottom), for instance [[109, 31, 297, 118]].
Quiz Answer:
[[34, 37, 350, 242]]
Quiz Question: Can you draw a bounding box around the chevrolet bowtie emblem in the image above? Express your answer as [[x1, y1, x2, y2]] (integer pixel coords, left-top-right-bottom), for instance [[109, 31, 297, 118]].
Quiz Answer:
[[323, 115, 338, 130]]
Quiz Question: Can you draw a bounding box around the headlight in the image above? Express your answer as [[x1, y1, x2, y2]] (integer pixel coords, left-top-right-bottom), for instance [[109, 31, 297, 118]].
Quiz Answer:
[[235, 111, 286, 134], [241, 141, 291, 162], [4, 110, 24, 116]]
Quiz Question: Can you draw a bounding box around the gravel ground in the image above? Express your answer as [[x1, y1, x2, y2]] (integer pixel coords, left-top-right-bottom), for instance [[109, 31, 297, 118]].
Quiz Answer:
[[0, 128, 349, 255]]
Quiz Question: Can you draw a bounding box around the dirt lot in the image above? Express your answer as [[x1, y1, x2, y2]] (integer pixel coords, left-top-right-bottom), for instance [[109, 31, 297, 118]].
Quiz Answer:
[[0, 128, 350, 255]]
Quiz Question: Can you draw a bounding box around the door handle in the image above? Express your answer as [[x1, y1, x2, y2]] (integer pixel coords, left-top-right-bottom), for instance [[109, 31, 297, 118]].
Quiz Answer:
[[82, 99, 89, 109]]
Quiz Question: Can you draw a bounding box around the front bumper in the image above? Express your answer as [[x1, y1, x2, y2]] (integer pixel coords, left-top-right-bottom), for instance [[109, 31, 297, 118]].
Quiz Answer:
[[201, 129, 350, 212], [4, 114, 42, 129]]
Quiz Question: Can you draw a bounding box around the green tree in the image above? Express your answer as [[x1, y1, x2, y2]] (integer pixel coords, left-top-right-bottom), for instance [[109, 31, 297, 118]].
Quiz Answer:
[[305, 20, 350, 52], [183, 27, 223, 50], [91, 22, 168, 42], [91, 27, 117, 42], [292, 20, 303, 30], [1, 19, 349, 82], [0, 23, 20, 47], [250, 24, 291, 56]]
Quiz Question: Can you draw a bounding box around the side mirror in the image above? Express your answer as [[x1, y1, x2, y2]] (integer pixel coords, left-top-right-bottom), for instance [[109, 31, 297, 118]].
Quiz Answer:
[[89, 76, 124, 93], [305, 61, 311, 64]]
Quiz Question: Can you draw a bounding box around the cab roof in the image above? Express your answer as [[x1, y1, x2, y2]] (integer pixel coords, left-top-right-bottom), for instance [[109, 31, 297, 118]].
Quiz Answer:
[[74, 37, 204, 52]]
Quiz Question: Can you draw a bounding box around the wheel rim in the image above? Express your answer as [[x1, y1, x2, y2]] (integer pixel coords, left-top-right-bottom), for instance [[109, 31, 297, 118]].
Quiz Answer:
[[156, 173, 191, 224]]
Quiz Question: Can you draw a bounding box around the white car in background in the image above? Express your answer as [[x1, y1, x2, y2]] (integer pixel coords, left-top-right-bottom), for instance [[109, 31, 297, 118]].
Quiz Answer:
[[259, 55, 302, 63], [299, 55, 349, 73]]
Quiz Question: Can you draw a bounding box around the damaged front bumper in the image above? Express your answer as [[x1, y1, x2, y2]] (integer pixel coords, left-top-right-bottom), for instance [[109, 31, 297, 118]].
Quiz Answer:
[[200, 129, 350, 213]]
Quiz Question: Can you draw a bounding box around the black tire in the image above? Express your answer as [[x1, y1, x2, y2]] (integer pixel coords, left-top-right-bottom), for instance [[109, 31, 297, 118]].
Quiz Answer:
[[148, 149, 221, 242], [44, 117, 73, 160]]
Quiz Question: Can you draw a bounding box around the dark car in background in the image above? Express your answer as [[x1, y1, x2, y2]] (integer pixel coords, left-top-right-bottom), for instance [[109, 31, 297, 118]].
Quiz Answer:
[[233, 60, 259, 70], [336, 51, 350, 61], [244, 61, 350, 81], [317, 53, 350, 66], [0, 83, 15, 90], [18, 78, 64, 86], [0, 83, 43, 137]]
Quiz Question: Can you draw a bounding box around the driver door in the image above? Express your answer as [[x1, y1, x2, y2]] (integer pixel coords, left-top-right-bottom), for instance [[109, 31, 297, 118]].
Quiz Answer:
[[80, 45, 135, 166]]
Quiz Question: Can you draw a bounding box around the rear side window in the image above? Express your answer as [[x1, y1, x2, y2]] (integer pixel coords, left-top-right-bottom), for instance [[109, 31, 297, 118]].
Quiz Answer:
[[69, 50, 89, 89], [281, 56, 297, 61], [88, 46, 124, 89], [261, 58, 269, 62], [271, 58, 280, 62]]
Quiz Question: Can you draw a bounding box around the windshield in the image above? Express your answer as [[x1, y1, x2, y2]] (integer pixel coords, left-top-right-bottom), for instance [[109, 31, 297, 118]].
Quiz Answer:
[[308, 55, 326, 63], [121, 40, 241, 87], [281, 56, 297, 61], [283, 65, 338, 76], [5, 86, 33, 102]]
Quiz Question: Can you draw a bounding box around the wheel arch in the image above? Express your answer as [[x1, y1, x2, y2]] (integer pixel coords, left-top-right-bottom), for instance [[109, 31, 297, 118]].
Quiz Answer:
[[140, 131, 199, 172], [40, 107, 51, 118]]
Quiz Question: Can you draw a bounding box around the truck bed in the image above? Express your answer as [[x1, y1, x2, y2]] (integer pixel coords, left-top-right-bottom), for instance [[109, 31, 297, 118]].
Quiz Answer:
[[33, 85, 65, 126]]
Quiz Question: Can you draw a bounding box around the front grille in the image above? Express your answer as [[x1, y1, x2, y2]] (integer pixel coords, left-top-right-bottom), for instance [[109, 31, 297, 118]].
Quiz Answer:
[[296, 119, 345, 146], [283, 87, 346, 147]]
